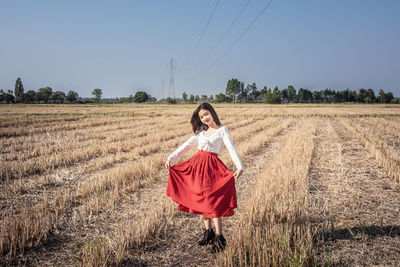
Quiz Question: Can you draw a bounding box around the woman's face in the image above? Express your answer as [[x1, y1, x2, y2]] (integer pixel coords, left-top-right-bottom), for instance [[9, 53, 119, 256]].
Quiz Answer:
[[198, 109, 214, 126]]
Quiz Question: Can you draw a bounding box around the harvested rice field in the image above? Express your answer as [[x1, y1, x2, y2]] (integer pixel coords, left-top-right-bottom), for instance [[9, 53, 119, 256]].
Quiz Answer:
[[1, 103, 400, 266]]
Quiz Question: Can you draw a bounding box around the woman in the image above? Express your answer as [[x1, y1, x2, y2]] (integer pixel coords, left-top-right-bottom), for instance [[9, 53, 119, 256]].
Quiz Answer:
[[165, 102, 244, 253]]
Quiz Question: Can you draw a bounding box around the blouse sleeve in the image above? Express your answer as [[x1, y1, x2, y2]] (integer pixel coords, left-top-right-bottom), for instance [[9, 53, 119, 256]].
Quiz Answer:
[[167, 134, 198, 165], [222, 126, 244, 170]]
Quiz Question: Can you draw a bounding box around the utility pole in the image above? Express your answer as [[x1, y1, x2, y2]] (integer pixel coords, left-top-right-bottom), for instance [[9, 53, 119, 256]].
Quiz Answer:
[[167, 57, 176, 99], [158, 80, 166, 100]]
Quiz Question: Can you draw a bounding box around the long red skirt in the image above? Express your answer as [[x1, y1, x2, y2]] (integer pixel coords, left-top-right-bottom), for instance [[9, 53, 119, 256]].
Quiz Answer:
[[166, 150, 237, 218]]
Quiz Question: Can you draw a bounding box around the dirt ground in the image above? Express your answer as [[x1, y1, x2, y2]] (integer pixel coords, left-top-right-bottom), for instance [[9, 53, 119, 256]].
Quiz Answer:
[[309, 118, 400, 266], [2, 105, 400, 266]]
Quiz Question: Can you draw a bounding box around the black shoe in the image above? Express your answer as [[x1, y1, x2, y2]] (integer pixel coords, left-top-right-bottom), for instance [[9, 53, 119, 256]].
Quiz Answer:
[[209, 234, 226, 253], [198, 228, 216, 246]]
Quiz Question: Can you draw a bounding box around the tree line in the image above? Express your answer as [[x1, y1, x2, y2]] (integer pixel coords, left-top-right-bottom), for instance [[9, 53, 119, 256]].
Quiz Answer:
[[2, 77, 399, 104], [1, 78, 80, 104], [216, 78, 399, 104], [0, 78, 159, 104]]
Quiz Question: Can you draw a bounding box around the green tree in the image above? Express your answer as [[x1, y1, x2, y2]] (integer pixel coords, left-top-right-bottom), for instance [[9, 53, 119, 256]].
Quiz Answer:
[[37, 87, 53, 103], [378, 89, 390, 103], [287, 85, 297, 103], [248, 82, 260, 102], [50, 92, 57, 103], [386, 92, 394, 103], [281, 88, 289, 103], [367, 89, 376, 102], [25, 90, 36, 103], [2, 90, 15, 103], [238, 82, 247, 103], [260, 86, 268, 100], [215, 93, 226, 103], [226, 78, 241, 103], [14, 77, 24, 103], [66, 90, 78, 103], [133, 91, 149, 103], [312, 90, 322, 103], [195, 95, 200, 102], [189, 94, 195, 103], [182, 92, 188, 103], [364, 97, 373, 104], [166, 97, 177, 104], [263, 88, 280, 104], [353, 88, 368, 103], [55, 91, 66, 103], [92, 88, 102, 103]]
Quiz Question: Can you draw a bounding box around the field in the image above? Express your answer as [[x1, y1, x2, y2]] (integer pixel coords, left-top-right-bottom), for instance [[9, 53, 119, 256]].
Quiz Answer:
[[1, 103, 400, 266]]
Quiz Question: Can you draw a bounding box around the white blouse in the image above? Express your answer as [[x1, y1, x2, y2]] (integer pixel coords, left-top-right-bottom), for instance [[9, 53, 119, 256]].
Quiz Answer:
[[167, 125, 244, 170]]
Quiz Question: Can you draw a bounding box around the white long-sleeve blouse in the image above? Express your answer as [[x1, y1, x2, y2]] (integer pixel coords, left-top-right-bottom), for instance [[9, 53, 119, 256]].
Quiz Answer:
[[167, 125, 244, 170]]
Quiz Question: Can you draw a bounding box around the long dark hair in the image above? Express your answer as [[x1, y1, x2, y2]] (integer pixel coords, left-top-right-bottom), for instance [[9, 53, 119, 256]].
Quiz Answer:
[[191, 102, 221, 134]]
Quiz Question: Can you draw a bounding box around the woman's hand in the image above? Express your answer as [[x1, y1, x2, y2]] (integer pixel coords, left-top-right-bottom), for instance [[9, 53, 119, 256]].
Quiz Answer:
[[165, 160, 171, 169], [233, 169, 243, 179]]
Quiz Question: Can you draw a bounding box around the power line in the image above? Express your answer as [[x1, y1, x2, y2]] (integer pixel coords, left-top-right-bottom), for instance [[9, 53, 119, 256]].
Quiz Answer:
[[190, 0, 253, 71], [179, 0, 220, 72], [198, 0, 273, 77]]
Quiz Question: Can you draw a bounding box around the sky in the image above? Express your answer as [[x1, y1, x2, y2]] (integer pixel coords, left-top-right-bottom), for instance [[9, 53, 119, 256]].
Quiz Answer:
[[1, 0, 399, 98]]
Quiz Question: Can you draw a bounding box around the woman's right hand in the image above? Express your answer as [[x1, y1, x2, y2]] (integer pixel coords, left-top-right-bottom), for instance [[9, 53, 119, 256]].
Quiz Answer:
[[165, 160, 171, 169], [233, 169, 243, 179]]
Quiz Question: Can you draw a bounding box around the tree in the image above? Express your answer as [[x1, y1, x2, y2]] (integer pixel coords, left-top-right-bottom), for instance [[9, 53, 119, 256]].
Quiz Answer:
[[182, 92, 188, 103], [37, 87, 53, 103], [260, 86, 268, 101], [189, 94, 195, 103], [281, 88, 289, 103], [367, 89, 376, 102], [364, 97, 373, 104], [297, 88, 313, 103], [312, 91, 322, 103], [215, 93, 227, 103], [133, 91, 149, 103], [248, 82, 260, 102], [344, 89, 355, 102], [25, 90, 36, 103], [386, 92, 394, 103], [201, 94, 208, 102], [166, 97, 177, 104], [377, 89, 393, 103], [50, 92, 57, 103], [226, 78, 241, 103], [55, 91, 66, 103], [195, 95, 200, 102], [1, 89, 15, 103], [238, 82, 247, 103], [272, 86, 281, 102], [354, 88, 368, 103], [14, 77, 24, 103], [322, 88, 335, 103], [263, 88, 280, 104], [92, 88, 102, 103], [66, 90, 78, 103], [287, 85, 297, 103]]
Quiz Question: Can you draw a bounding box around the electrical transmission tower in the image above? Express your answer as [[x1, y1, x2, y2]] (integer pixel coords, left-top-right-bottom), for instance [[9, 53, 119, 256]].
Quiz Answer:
[[168, 58, 176, 99]]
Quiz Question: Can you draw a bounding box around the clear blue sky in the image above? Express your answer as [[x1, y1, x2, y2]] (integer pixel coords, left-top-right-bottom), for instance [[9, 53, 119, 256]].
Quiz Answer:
[[1, 0, 399, 98]]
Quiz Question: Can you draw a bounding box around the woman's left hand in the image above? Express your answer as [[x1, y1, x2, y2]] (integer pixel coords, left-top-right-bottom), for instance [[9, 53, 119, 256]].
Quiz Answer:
[[233, 169, 243, 179]]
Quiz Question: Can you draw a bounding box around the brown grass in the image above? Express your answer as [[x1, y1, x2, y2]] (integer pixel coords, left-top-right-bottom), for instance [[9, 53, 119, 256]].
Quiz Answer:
[[1, 103, 399, 266]]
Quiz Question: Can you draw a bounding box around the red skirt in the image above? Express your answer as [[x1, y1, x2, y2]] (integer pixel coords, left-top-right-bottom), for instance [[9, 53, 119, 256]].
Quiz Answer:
[[166, 150, 237, 218]]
